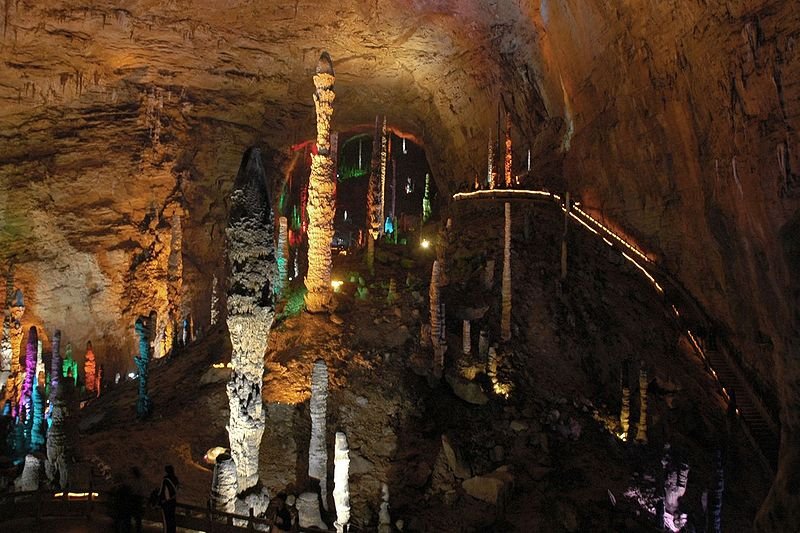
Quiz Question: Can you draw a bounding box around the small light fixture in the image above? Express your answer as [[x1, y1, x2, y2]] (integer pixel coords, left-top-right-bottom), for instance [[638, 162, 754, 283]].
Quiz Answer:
[[331, 280, 344, 291], [420, 239, 431, 249]]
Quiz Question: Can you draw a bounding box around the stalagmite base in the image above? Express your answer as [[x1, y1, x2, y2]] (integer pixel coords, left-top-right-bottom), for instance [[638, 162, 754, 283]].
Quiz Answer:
[[211, 454, 238, 514]]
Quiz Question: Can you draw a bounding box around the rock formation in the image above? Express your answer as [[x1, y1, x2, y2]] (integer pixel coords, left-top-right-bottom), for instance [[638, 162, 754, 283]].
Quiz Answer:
[[211, 453, 238, 513], [462, 320, 471, 355], [84, 341, 97, 395], [429, 260, 446, 378], [379, 116, 388, 232], [708, 450, 724, 533], [366, 116, 383, 274], [387, 278, 397, 304], [30, 383, 45, 451], [3, 290, 24, 414], [35, 340, 44, 388], [62, 344, 78, 387], [304, 52, 336, 313], [500, 203, 512, 342], [482, 260, 494, 290], [19, 326, 38, 418], [45, 382, 70, 490], [167, 213, 184, 354], [487, 132, 495, 189], [225, 147, 276, 493], [49, 330, 62, 408], [309, 359, 329, 509], [297, 491, 327, 530], [210, 275, 219, 327], [478, 330, 489, 358], [619, 361, 630, 441], [379, 483, 391, 533], [665, 462, 690, 518], [422, 173, 432, 224], [635, 365, 648, 444], [504, 111, 512, 187], [276, 216, 289, 297], [134, 315, 154, 418], [14, 454, 42, 492], [333, 431, 351, 533]]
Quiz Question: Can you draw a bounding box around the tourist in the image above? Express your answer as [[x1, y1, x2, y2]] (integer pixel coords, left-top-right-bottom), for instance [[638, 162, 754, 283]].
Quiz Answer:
[[159, 464, 179, 533]]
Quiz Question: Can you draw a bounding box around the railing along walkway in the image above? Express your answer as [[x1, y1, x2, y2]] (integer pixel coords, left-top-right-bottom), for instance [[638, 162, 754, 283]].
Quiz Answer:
[[453, 187, 780, 474]]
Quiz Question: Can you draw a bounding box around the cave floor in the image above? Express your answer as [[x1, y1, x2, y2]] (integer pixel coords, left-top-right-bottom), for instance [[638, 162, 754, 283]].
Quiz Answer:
[[73, 202, 771, 532]]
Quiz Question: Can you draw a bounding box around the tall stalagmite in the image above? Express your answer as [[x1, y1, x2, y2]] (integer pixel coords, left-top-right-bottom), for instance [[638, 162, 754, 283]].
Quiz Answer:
[[379, 116, 388, 231], [210, 275, 219, 327], [501, 203, 512, 342], [620, 361, 630, 440], [487, 132, 495, 189], [84, 341, 97, 395], [19, 326, 38, 418], [304, 52, 336, 313], [225, 147, 276, 492], [504, 112, 512, 187], [635, 365, 648, 444], [49, 330, 61, 407], [45, 382, 69, 490], [462, 320, 471, 355], [167, 214, 184, 352], [0, 267, 13, 389], [333, 431, 351, 533], [276, 216, 289, 297], [134, 315, 154, 418], [30, 383, 45, 451], [429, 260, 446, 377], [309, 359, 329, 509], [4, 290, 24, 414], [366, 116, 383, 274], [422, 173, 432, 224]]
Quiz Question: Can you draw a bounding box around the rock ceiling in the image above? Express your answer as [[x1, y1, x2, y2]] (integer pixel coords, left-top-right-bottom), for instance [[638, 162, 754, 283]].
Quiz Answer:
[[0, 1, 798, 529]]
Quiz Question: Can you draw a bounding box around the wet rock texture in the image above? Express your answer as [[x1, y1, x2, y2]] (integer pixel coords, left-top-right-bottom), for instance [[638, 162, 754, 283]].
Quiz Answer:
[[0, 1, 798, 528]]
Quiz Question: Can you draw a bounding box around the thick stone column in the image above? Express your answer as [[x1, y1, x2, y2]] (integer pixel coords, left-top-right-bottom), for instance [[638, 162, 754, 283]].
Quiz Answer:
[[304, 52, 336, 313], [333, 431, 350, 532], [134, 315, 154, 418], [225, 147, 276, 493], [501, 203, 512, 342], [30, 383, 45, 451], [19, 326, 38, 418], [167, 213, 184, 352], [309, 359, 329, 509], [366, 116, 383, 274]]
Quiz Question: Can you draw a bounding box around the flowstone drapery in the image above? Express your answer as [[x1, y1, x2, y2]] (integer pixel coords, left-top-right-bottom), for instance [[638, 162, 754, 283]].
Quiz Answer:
[[309, 359, 329, 509], [134, 315, 154, 418], [225, 147, 276, 493], [45, 382, 69, 490], [501, 203, 512, 342], [366, 116, 383, 274], [333, 431, 350, 533], [304, 52, 336, 313]]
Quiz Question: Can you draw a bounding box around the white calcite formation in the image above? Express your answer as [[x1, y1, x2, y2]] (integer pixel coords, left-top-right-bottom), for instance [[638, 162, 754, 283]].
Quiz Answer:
[[462, 320, 471, 355], [429, 260, 446, 378], [635, 365, 648, 444], [378, 483, 391, 533], [297, 491, 327, 530], [15, 454, 42, 492], [379, 116, 388, 231], [333, 431, 351, 532], [225, 147, 276, 493], [304, 52, 336, 313], [501, 202, 512, 342], [309, 359, 329, 509], [211, 454, 238, 513], [45, 383, 69, 490]]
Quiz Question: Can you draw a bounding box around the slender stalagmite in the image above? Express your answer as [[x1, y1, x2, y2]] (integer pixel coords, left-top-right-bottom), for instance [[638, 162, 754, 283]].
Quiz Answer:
[[225, 147, 276, 493], [309, 359, 329, 509], [305, 52, 337, 312], [561, 192, 570, 281], [4, 290, 24, 414], [366, 116, 382, 273], [134, 315, 154, 418], [501, 203, 512, 342], [333, 431, 351, 533], [167, 214, 183, 352], [276, 216, 289, 296], [708, 450, 724, 533], [210, 275, 219, 327], [84, 341, 97, 395], [422, 173, 432, 224], [504, 111, 512, 187], [19, 326, 38, 418], [49, 330, 61, 407], [429, 260, 446, 377], [462, 320, 471, 355], [379, 117, 388, 232], [30, 383, 45, 451], [635, 364, 648, 443], [620, 361, 630, 440], [487, 132, 495, 189]]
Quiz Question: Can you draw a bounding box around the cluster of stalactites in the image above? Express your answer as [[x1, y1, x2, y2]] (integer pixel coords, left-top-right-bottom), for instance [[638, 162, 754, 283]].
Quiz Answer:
[[635, 365, 648, 443], [304, 52, 337, 312]]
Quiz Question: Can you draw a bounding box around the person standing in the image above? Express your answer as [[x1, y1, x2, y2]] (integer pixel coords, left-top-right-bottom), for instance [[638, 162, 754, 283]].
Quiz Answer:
[[159, 465, 179, 533]]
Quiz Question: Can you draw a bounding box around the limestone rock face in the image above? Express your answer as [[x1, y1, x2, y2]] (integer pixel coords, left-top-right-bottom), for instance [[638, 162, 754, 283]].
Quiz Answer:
[[225, 147, 276, 493]]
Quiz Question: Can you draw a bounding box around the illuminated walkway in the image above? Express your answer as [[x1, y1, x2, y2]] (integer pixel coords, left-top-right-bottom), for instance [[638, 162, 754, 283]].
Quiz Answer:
[[453, 187, 780, 473]]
